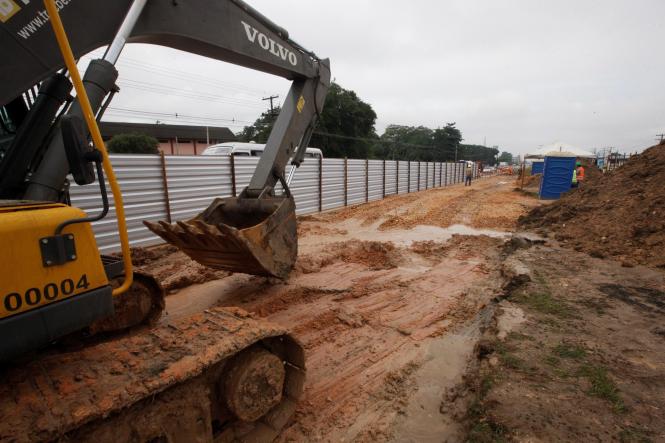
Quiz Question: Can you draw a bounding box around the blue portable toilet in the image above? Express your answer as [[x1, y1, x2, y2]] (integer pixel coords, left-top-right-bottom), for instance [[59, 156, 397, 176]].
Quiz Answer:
[[531, 160, 544, 175], [539, 156, 576, 199]]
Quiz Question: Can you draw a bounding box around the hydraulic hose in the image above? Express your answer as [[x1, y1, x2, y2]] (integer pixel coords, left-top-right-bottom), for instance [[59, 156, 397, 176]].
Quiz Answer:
[[44, 0, 133, 296]]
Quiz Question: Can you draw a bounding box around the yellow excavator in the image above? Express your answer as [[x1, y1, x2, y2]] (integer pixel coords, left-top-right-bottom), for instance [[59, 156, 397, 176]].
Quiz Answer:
[[0, 0, 329, 441]]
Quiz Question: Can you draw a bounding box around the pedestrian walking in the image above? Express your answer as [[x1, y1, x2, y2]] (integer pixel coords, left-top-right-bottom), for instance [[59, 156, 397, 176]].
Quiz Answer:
[[465, 163, 473, 186]]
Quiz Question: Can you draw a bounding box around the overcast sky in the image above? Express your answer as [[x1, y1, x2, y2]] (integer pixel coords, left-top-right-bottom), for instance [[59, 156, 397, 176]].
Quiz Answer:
[[92, 0, 665, 156]]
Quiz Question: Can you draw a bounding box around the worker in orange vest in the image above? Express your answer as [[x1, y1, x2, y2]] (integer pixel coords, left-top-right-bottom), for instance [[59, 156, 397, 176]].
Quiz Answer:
[[576, 161, 586, 184]]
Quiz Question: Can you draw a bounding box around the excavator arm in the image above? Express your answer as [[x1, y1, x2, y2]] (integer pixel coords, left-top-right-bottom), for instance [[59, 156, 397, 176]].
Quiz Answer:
[[1, 0, 331, 278]]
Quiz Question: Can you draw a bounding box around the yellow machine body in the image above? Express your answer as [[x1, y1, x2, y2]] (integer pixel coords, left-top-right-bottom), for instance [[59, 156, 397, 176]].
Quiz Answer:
[[0, 203, 109, 320]]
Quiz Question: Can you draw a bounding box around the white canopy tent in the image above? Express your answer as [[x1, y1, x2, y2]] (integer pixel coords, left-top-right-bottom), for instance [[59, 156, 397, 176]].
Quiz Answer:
[[526, 141, 595, 159]]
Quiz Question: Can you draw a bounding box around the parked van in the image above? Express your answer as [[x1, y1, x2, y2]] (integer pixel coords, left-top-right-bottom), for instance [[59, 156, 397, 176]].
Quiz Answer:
[[202, 142, 323, 159]]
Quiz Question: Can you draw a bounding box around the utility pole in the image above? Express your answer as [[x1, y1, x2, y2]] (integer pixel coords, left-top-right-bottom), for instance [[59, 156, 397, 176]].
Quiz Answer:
[[262, 95, 279, 115], [656, 133, 664, 143]]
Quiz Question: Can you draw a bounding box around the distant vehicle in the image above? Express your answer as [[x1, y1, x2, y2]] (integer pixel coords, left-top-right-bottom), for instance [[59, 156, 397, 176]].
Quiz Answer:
[[202, 142, 323, 159]]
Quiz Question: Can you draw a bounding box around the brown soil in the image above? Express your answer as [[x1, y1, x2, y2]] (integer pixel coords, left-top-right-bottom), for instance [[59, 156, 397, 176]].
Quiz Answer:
[[156, 177, 520, 441], [520, 143, 665, 268], [62, 172, 662, 442], [466, 243, 665, 442], [319, 177, 540, 232], [296, 240, 402, 274], [129, 244, 229, 293]]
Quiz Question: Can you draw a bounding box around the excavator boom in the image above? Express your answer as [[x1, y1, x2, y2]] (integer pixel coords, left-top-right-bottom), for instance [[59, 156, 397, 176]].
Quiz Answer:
[[0, 1, 329, 440], [1, 0, 331, 278]]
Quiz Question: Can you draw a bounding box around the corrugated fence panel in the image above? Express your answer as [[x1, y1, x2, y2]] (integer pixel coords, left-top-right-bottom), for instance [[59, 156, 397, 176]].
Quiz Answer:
[[322, 158, 345, 211], [71, 155, 490, 253], [233, 157, 261, 192], [347, 159, 366, 205], [409, 162, 418, 192], [417, 162, 423, 190], [398, 161, 409, 194], [166, 155, 232, 221], [385, 161, 397, 196], [367, 160, 383, 201], [69, 155, 166, 252], [290, 160, 320, 215]]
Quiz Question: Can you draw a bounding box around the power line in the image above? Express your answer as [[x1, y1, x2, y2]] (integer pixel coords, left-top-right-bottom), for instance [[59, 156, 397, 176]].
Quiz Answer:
[[81, 52, 271, 97], [102, 113, 248, 128], [312, 131, 438, 150], [106, 107, 254, 124], [116, 79, 265, 109]]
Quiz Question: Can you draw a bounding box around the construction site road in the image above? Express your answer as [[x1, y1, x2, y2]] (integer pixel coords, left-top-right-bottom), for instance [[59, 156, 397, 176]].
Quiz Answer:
[[141, 176, 535, 442], [131, 174, 664, 442]]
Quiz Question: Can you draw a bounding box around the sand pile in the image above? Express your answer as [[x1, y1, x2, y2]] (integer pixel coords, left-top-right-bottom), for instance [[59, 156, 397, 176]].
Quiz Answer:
[[520, 142, 665, 267]]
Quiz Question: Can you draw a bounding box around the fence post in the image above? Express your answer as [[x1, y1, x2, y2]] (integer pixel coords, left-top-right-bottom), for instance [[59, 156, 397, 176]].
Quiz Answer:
[[407, 161, 411, 193], [417, 162, 421, 191], [425, 162, 429, 189], [318, 155, 323, 212], [382, 159, 386, 198], [396, 161, 399, 194], [159, 151, 172, 223], [344, 157, 348, 206], [365, 158, 369, 203], [230, 154, 237, 197], [439, 162, 442, 187]]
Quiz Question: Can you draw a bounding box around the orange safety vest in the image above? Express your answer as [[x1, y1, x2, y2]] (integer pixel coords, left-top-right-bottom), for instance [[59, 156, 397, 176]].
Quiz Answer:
[[577, 166, 585, 181]]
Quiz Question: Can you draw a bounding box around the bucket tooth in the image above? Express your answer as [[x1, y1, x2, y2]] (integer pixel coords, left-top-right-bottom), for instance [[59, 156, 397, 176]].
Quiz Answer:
[[144, 196, 297, 279]]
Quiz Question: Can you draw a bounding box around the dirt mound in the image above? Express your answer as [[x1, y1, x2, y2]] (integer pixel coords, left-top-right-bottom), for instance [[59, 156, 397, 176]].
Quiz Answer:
[[580, 162, 603, 182], [520, 144, 665, 267], [297, 240, 402, 274], [516, 174, 541, 189], [126, 244, 228, 292]]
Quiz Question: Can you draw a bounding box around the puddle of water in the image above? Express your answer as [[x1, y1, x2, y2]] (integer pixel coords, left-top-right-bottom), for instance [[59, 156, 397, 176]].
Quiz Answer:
[[390, 309, 491, 443], [302, 219, 511, 249]]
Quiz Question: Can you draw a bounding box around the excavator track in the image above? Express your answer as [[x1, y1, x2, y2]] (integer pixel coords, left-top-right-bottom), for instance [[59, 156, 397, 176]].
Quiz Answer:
[[0, 307, 305, 443], [89, 271, 166, 334]]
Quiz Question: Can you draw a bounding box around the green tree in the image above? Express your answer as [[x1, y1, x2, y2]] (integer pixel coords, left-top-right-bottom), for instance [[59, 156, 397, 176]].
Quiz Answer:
[[238, 82, 378, 159], [237, 108, 278, 144], [460, 144, 500, 165], [375, 125, 433, 160], [432, 123, 462, 161], [374, 122, 463, 162], [310, 83, 377, 158], [498, 151, 513, 164], [107, 133, 159, 154]]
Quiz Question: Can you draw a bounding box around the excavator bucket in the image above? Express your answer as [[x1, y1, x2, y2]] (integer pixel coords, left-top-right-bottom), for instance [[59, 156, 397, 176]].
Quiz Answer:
[[144, 196, 297, 279]]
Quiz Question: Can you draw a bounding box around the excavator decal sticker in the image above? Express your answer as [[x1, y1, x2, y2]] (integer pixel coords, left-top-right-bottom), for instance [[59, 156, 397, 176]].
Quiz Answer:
[[241, 20, 298, 67], [297, 95, 305, 113], [0, 0, 22, 23]]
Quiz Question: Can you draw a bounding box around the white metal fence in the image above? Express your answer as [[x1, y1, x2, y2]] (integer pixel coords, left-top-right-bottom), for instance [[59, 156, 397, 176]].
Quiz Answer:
[[69, 155, 479, 253]]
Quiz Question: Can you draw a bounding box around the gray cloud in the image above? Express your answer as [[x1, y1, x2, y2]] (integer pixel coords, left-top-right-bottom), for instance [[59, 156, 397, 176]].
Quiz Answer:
[[98, 0, 665, 156]]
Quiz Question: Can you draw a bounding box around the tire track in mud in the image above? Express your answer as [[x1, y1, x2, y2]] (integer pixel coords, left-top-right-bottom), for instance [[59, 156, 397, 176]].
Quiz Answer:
[[158, 176, 535, 441]]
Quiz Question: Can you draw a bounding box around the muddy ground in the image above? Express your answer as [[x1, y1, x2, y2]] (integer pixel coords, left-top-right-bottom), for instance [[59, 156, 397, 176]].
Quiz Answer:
[[145, 175, 663, 441]]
